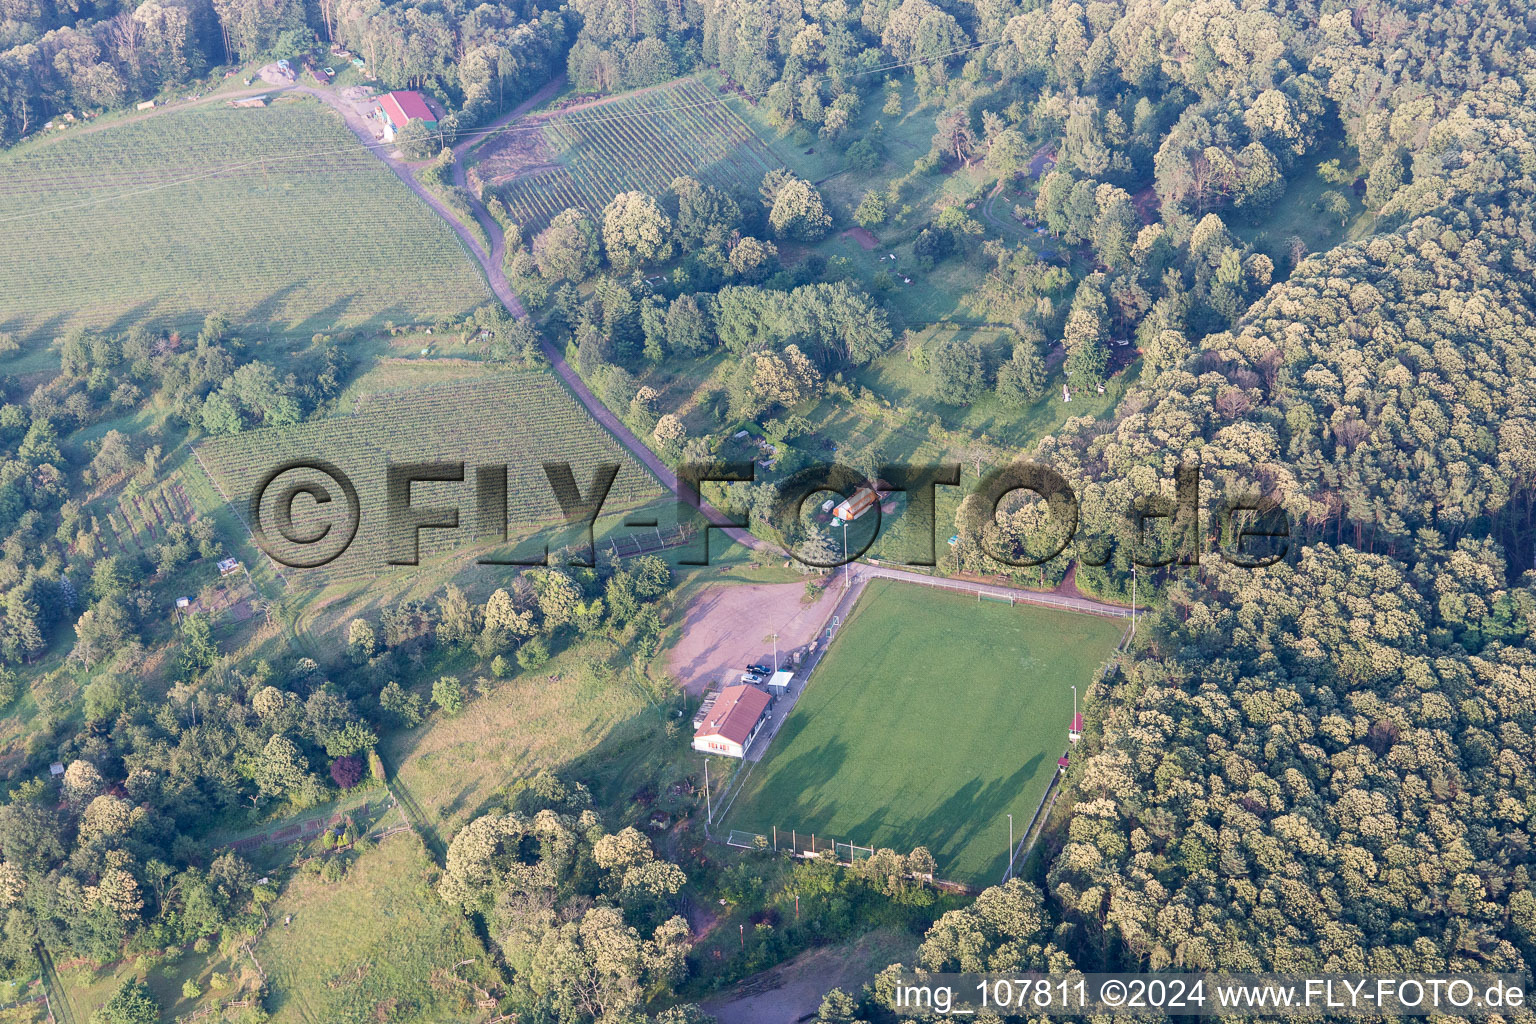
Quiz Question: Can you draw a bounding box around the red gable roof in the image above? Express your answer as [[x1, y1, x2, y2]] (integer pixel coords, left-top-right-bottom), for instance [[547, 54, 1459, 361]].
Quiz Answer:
[[833, 487, 879, 521], [1070, 713, 1083, 732], [695, 685, 770, 746], [380, 91, 434, 128]]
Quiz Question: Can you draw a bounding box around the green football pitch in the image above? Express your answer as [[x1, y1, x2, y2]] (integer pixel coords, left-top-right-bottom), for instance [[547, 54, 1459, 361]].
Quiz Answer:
[[723, 578, 1124, 884]]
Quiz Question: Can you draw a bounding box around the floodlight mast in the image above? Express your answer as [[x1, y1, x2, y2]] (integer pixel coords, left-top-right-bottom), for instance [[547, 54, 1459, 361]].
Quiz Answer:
[[842, 519, 849, 591], [1007, 813, 1014, 881]]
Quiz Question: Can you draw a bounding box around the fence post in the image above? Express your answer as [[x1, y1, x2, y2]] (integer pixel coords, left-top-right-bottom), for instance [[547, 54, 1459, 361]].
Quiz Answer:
[[772, 825, 777, 852]]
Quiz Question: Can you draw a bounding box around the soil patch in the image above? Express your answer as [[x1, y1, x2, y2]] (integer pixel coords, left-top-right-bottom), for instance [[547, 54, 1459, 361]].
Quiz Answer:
[[666, 579, 842, 695], [840, 227, 879, 251], [258, 63, 295, 86]]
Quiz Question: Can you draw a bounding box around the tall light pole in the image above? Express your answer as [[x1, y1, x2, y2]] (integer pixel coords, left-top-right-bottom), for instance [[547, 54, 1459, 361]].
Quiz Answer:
[[1070, 683, 1079, 746], [771, 632, 778, 671], [1007, 813, 1014, 880], [704, 760, 712, 825], [1130, 564, 1137, 637], [842, 519, 849, 591]]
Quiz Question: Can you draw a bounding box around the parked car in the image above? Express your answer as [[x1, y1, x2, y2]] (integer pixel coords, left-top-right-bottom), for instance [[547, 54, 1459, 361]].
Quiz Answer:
[[748, 663, 771, 675]]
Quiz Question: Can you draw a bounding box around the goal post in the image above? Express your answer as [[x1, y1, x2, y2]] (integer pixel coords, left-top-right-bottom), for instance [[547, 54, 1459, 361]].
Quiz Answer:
[[725, 829, 767, 849]]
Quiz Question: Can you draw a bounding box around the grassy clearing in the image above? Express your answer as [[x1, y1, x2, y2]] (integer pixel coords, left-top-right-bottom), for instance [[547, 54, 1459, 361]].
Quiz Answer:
[[1230, 136, 1366, 266], [724, 75, 977, 218], [382, 648, 662, 842], [368, 553, 794, 842], [195, 369, 665, 585], [0, 97, 487, 342], [255, 835, 495, 1024], [842, 323, 1135, 452], [723, 578, 1123, 884], [725, 75, 1010, 324]]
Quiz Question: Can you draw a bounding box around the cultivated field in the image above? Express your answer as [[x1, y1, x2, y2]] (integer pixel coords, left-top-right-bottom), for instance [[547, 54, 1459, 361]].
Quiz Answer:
[[475, 77, 782, 233], [723, 579, 1124, 884], [0, 98, 487, 340], [196, 370, 664, 583]]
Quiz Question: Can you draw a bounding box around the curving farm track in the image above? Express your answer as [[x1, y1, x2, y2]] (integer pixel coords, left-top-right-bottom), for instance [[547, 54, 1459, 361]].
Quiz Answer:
[[294, 79, 764, 552]]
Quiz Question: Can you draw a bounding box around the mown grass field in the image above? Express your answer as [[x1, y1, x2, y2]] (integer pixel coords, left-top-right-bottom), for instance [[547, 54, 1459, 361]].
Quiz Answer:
[[0, 97, 487, 341], [724, 579, 1124, 884], [196, 368, 664, 584], [256, 836, 495, 1024], [478, 76, 783, 234], [382, 642, 659, 843]]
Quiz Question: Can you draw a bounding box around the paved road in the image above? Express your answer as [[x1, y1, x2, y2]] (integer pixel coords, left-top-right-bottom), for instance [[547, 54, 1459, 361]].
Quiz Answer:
[[295, 85, 1155, 597], [860, 563, 1134, 618], [742, 572, 870, 761], [300, 81, 764, 553]]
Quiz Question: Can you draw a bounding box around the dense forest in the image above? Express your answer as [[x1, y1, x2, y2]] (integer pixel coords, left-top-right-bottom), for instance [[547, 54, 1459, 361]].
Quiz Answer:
[[875, 0, 1536, 1007], [0, 0, 571, 143], [499, 0, 1536, 1006]]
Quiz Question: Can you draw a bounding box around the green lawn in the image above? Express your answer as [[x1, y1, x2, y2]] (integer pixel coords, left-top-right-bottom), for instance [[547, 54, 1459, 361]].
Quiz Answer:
[[256, 835, 496, 1024], [724, 578, 1123, 884]]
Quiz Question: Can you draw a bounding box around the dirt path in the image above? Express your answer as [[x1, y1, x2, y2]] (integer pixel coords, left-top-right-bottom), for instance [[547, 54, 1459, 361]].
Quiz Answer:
[[301, 82, 764, 550], [666, 578, 843, 694], [212, 793, 397, 856], [23, 83, 277, 148], [860, 563, 1132, 618], [701, 927, 912, 1024], [452, 73, 568, 162], [981, 181, 1030, 240], [284, 80, 758, 550], [1053, 561, 1087, 600]]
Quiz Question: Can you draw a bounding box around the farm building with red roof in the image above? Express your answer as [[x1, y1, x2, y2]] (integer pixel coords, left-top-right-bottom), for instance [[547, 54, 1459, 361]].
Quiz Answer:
[[692, 685, 771, 759], [376, 90, 437, 142]]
